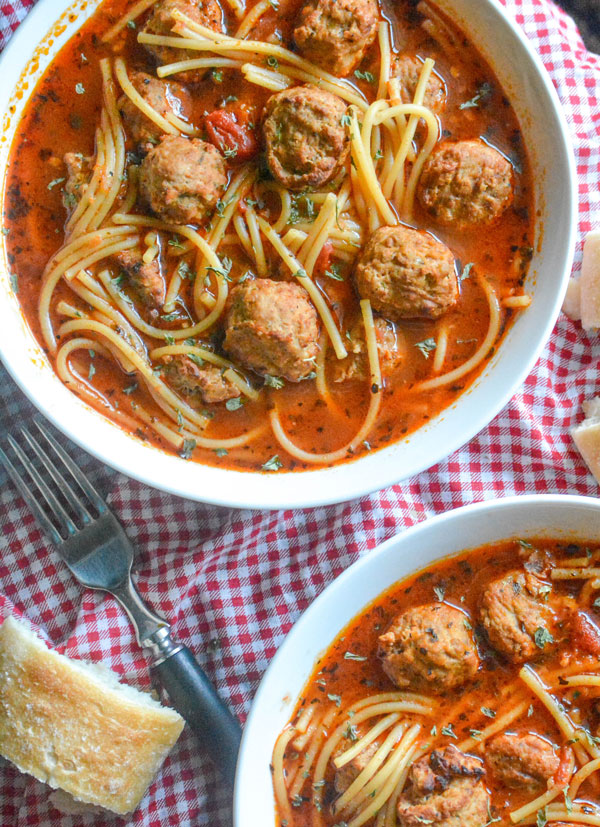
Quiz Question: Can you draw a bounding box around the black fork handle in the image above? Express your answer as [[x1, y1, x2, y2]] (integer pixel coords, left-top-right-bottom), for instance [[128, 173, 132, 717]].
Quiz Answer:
[[151, 645, 242, 785]]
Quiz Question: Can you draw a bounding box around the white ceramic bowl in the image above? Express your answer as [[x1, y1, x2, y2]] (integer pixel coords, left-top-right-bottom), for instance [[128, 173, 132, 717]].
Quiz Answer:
[[234, 494, 600, 825], [0, 0, 577, 509]]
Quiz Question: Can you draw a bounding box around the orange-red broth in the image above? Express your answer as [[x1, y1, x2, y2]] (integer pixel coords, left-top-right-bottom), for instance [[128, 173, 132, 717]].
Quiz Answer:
[[3, 0, 535, 471], [277, 539, 600, 825]]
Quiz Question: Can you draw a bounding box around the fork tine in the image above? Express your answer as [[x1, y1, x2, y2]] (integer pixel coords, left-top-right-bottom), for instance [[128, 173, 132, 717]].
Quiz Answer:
[[0, 444, 63, 545], [21, 427, 93, 526], [35, 419, 107, 514], [7, 434, 78, 539]]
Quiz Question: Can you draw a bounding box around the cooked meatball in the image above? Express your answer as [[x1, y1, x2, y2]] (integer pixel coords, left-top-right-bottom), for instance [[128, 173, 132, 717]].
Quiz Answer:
[[224, 279, 320, 382], [333, 740, 378, 794], [161, 354, 240, 405], [391, 55, 446, 113], [112, 248, 166, 307], [119, 71, 192, 150], [378, 604, 479, 692], [418, 140, 514, 228], [487, 732, 559, 790], [139, 135, 227, 224], [480, 570, 555, 663], [63, 152, 92, 206], [354, 225, 458, 321], [333, 315, 403, 382], [397, 746, 489, 827], [293, 0, 379, 78], [142, 0, 224, 81], [262, 86, 349, 192]]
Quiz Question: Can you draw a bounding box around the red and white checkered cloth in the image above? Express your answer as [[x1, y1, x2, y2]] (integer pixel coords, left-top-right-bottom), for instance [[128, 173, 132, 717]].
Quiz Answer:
[[0, 0, 599, 824]]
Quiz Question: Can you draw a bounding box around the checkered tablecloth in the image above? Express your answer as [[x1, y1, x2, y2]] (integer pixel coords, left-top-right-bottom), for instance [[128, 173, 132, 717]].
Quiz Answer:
[[0, 0, 599, 824]]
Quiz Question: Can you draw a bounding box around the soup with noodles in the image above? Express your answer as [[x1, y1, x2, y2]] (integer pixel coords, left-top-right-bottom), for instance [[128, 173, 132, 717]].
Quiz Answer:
[[2, 0, 534, 471]]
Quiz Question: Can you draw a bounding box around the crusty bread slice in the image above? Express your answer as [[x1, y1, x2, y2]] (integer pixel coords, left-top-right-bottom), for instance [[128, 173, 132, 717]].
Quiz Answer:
[[0, 616, 184, 815], [572, 397, 600, 485], [581, 229, 600, 331]]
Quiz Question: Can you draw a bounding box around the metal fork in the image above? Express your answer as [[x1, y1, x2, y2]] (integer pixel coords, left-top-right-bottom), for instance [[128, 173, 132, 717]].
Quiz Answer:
[[0, 419, 241, 786]]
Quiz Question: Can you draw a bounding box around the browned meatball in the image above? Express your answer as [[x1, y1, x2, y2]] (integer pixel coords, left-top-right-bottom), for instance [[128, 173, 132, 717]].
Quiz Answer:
[[378, 604, 479, 692], [63, 152, 92, 207], [224, 279, 320, 382], [119, 71, 192, 150], [397, 746, 489, 827], [354, 225, 458, 322], [480, 570, 555, 663], [112, 248, 166, 308], [487, 732, 560, 791], [418, 140, 514, 228], [333, 740, 378, 794], [139, 135, 227, 224], [161, 354, 240, 405], [333, 315, 403, 382], [262, 86, 349, 192], [391, 55, 446, 113], [293, 0, 379, 77], [142, 0, 224, 81]]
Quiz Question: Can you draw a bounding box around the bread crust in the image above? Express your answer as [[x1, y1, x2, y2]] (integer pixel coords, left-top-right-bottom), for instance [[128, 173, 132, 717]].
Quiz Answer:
[[0, 617, 184, 815]]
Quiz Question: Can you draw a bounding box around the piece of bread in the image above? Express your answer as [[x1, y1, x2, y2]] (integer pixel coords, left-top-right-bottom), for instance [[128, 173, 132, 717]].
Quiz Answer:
[[572, 397, 600, 485], [562, 277, 581, 321], [581, 229, 600, 331], [0, 616, 184, 815]]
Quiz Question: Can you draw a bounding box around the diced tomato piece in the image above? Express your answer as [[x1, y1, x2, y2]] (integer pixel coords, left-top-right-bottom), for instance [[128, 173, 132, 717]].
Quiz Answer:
[[204, 110, 259, 163], [553, 746, 574, 786], [313, 241, 334, 277], [572, 611, 600, 655]]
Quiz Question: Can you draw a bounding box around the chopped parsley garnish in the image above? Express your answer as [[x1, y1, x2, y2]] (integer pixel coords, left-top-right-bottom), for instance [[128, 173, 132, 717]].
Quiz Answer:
[[177, 260, 195, 280], [225, 397, 244, 411], [88, 362, 96, 381], [460, 262, 474, 281], [344, 651, 367, 662], [262, 454, 283, 472], [224, 145, 238, 159], [1, 228, 9, 236], [264, 374, 285, 389], [205, 256, 233, 282], [481, 706, 496, 718], [219, 95, 238, 108], [415, 338, 437, 358], [345, 724, 359, 741], [518, 539, 533, 548], [266, 56, 279, 69], [168, 237, 185, 250], [164, 334, 176, 346], [123, 382, 138, 395], [327, 694, 342, 707], [211, 69, 224, 83], [324, 263, 344, 281], [161, 312, 179, 322], [433, 585, 445, 601], [179, 438, 197, 460], [341, 113, 352, 127], [534, 627, 554, 649], [373, 148, 384, 161], [127, 19, 137, 29], [294, 268, 307, 279], [9, 273, 18, 293], [47, 177, 66, 190], [441, 724, 457, 739], [536, 807, 547, 827], [459, 81, 492, 110], [214, 447, 228, 457], [354, 68, 375, 83], [75, 83, 85, 95]]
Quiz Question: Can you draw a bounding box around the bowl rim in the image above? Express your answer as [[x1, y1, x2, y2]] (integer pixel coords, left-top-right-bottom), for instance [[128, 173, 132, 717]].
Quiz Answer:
[[233, 493, 600, 824], [0, 0, 578, 510]]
